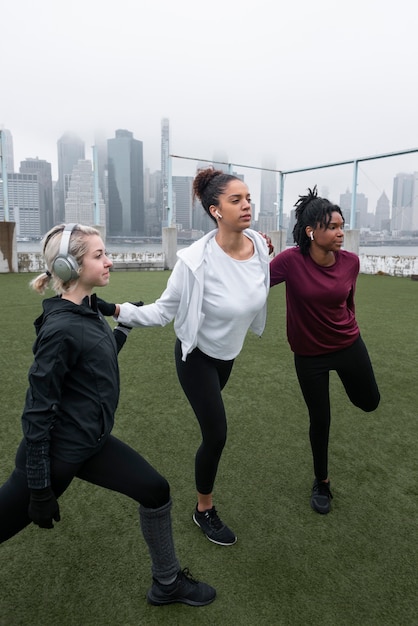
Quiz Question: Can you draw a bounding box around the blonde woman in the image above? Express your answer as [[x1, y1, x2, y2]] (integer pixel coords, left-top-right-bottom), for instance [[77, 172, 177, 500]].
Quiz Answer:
[[0, 223, 215, 607]]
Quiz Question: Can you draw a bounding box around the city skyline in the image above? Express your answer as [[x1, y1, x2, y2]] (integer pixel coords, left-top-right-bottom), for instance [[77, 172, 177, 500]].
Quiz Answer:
[[2, 123, 418, 241], [3, 123, 418, 224], [2, 0, 418, 217]]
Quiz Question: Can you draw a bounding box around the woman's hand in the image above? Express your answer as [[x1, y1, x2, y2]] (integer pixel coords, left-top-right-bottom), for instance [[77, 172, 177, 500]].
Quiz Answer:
[[28, 487, 61, 529], [259, 232, 274, 255]]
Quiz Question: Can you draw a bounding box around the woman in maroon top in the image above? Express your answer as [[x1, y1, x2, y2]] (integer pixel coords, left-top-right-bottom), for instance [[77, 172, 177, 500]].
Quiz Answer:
[[270, 187, 380, 514]]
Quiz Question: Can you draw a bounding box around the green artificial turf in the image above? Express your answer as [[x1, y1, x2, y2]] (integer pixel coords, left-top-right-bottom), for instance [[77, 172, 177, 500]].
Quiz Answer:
[[0, 271, 417, 625]]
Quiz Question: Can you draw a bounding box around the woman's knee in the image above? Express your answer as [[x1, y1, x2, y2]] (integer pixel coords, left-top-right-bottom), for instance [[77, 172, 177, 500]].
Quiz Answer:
[[360, 392, 380, 412], [141, 475, 170, 509], [203, 431, 227, 456], [157, 475, 170, 501], [350, 385, 380, 412]]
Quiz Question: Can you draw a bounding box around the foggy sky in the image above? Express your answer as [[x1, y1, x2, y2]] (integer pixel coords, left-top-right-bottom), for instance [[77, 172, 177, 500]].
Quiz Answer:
[[2, 0, 418, 215]]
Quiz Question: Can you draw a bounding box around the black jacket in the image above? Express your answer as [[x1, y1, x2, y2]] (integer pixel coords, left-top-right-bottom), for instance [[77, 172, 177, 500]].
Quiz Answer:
[[22, 294, 124, 487]]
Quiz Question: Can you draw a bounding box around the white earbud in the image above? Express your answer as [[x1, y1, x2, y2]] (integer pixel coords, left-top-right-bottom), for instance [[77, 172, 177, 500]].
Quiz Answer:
[[215, 211, 222, 219], [309, 231, 314, 241]]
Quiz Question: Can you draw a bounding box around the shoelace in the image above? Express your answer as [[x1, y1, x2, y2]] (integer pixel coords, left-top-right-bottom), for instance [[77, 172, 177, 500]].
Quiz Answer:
[[205, 507, 224, 530], [181, 568, 199, 585], [316, 482, 333, 499]]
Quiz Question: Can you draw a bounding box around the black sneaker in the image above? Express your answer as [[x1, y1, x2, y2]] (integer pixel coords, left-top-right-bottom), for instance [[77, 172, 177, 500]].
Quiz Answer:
[[147, 568, 216, 606], [311, 479, 333, 514], [193, 506, 237, 545]]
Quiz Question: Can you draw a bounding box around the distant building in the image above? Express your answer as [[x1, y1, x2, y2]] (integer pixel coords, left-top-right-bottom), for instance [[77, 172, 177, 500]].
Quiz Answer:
[[258, 211, 277, 234], [192, 196, 212, 234], [20, 158, 54, 234], [160, 118, 170, 227], [213, 151, 229, 173], [374, 191, 390, 231], [193, 160, 215, 234], [0, 128, 15, 173], [144, 168, 162, 236], [392, 173, 414, 232], [107, 129, 144, 236], [173, 176, 193, 230], [287, 208, 296, 244], [94, 132, 109, 218], [57, 133, 85, 223], [258, 160, 278, 233], [0, 173, 44, 237], [64, 160, 105, 228], [339, 189, 368, 228], [260, 161, 277, 218]]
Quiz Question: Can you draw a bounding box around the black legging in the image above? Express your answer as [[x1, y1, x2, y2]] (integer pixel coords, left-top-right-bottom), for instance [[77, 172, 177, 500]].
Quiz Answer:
[[175, 339, 234, 495], [294, 335, 380, 481], [0, 435, 170, 543]]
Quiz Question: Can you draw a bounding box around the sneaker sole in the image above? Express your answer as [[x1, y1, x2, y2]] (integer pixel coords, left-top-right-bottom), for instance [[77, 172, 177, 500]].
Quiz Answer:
[[310, 500, 331, 514], [192, 513, 237, 546], [147, 591, 216, 607]]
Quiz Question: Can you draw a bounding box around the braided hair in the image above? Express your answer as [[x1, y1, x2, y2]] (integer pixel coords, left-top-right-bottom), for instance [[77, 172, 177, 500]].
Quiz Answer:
[[292, 186, 344, 255]]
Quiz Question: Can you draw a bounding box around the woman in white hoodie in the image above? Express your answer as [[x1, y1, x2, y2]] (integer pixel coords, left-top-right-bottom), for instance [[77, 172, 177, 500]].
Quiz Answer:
[[113, 167, 271, 546]]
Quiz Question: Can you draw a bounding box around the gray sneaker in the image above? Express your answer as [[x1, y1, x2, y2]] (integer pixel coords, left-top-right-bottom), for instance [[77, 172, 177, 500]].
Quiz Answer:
[[311, 479, 333, 514], [193, 506, 237, 545], [147, 568, 216, 606]]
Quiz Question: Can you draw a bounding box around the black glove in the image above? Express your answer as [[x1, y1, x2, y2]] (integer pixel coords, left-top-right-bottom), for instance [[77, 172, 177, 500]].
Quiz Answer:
[[97, 299, 116, 316], [117, 301, 144, 329], [29, 486, 61, 529], [97, 299, 144, 318]]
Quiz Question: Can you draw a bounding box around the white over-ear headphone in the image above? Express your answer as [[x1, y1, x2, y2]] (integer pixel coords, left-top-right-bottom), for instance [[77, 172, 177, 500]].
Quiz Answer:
[[52, 223, 80, 282]]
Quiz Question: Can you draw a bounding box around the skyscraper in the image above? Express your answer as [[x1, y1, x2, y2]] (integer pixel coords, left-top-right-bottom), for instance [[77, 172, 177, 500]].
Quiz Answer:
[[259, 160, 278, 231], [392, 173, 414, 232], [93, 131, 109, 217], [0, 172, 43, 237], [339, 189, 368, 228], [0, 128, 14, 172], [260, 161, 277, 215], [144, 168, 162, 236], [374, 191, 390, 231], [160, 118, 170, 226], [173, 176, 193, 231], [107, 129, 144, 236], [57, 133, 85, 223], [64, 160, 105, 227], [20, 158, 54, 233]]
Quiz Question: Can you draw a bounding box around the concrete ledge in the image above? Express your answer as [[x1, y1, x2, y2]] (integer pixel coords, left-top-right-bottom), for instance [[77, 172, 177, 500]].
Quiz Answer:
[[17, 252, 166, 273], [13, 251, 418, 277], [359, 253, 418, 277], [111, 261, 164, 271]]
